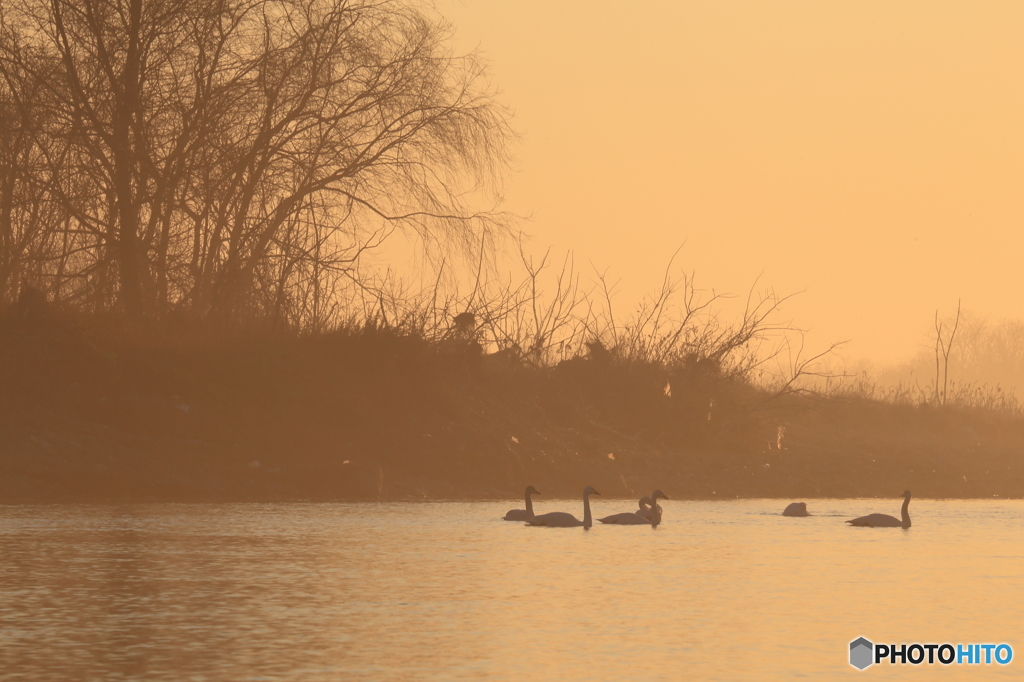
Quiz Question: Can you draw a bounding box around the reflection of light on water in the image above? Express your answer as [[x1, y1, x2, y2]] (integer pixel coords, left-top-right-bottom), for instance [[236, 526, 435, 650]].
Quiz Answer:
[[0, 500, 1022, 680]]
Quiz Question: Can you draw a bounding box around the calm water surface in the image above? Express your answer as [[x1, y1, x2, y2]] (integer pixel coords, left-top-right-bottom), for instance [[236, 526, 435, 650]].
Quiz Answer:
[[1, 499, 1022, 680]]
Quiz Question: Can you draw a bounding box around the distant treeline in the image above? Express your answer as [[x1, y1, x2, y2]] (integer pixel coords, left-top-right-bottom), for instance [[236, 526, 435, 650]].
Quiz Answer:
[[830, 310, 1024, 414], [0, 0, 511, 325], [4, 298, 1024, 502]]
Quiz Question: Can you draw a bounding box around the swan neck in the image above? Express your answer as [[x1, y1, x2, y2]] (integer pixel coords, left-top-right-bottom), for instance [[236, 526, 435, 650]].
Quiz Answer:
[[583, 493, 593, 528], [901, 496, 911, 528], [525, 492, 534, 518]]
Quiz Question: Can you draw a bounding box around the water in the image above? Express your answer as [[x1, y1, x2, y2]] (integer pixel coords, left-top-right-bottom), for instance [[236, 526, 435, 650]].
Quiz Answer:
[[1, 499, 1022, 680]]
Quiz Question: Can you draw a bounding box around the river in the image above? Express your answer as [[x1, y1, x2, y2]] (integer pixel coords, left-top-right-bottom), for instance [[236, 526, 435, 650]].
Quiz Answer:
[[1, 499, 1021, 680]]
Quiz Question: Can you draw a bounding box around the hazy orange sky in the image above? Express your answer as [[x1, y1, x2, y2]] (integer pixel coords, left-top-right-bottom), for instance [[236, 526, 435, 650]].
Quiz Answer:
[[433, 1, 1024, 363]]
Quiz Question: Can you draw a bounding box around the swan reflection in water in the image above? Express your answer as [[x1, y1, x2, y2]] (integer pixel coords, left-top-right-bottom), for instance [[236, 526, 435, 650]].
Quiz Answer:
[[527, 486, 600, 528], [847, 491, 912, 529]]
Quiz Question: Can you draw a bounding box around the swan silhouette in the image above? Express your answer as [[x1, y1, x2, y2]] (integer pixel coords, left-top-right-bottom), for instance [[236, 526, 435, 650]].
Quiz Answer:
[[636, 495, 663, 521], [598, 512, 650, 525], [528, 486, 600, 528], [503, 486, 541, 521], [601, 490, 669, 525], [847, 491, 912, 528], [782, 502, 810, 517], [598, 495, 653, 525], [647, 490, 669, 526]]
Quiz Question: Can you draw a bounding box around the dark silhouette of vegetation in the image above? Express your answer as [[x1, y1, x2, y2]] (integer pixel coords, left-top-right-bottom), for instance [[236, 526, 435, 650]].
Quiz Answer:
[[0, 0, 510, 322], [4, 258, 1024, 502]]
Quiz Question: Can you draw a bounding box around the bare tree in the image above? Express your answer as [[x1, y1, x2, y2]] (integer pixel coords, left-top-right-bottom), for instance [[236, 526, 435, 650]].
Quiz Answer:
[[0, 0, 512, 321], [0, 33, 64, 303], [934, 299, 961, 406]]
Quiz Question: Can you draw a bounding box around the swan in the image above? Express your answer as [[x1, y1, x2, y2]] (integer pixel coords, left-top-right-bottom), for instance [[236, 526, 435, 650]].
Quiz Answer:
[[598, 511, 651, 524], [527, 486, 600, 528], [598, 495, 652, 525], [503, 486, 541, 521], [600, 490, 669, 525], [647, 489, 669, 526], [636, 495, 663, 521], [782, 502, 810, 517], [847, 491, 912, 528]]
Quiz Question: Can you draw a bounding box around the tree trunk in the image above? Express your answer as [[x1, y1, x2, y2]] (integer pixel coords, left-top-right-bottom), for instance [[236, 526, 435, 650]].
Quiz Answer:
[[110, 0, 145, 317]]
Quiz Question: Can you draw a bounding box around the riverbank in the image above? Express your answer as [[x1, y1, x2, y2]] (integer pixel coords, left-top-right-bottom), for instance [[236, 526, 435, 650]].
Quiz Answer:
[[3, 310, 1024, 502]]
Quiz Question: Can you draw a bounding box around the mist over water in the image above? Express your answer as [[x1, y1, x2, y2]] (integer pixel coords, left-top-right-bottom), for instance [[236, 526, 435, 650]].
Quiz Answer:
[[1, 500, 1022, 680]]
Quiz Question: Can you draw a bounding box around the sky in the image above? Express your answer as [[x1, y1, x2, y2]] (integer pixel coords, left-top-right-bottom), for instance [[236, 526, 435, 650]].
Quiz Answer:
[[429, 0, 1024, 364]]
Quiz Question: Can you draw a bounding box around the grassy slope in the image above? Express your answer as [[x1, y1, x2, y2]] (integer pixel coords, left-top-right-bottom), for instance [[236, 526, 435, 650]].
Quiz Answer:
[[3, 311, 1024, 501]]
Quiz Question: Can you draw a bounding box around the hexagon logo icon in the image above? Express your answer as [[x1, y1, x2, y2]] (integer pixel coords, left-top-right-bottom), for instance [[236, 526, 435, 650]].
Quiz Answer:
[[850, 637, 874, 670]]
